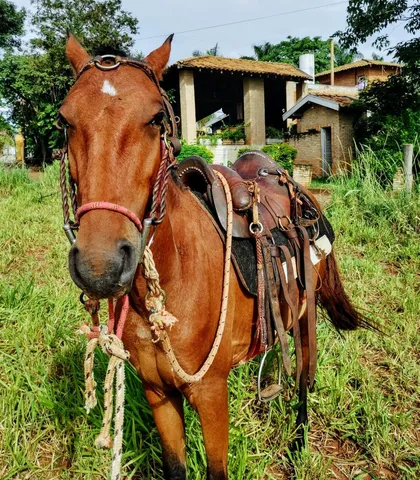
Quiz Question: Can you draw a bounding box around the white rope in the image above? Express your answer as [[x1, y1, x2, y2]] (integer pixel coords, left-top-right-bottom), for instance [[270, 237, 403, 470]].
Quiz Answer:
[[80, 325, 130, 480], [142, 171, 234, 384]]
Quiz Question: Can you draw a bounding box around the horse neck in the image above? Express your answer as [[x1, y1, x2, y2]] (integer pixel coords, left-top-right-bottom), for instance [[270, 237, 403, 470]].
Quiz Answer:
[[147, 177, 212, 282]]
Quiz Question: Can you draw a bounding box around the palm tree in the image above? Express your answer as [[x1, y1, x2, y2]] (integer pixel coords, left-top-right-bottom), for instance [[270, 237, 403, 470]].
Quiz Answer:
[[192, 43, 221, 57]]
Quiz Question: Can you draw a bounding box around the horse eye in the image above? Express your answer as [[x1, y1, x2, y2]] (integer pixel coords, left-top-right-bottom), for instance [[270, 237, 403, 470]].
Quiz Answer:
[[149, 111, 165, 126], [56, 113, 69, 130]]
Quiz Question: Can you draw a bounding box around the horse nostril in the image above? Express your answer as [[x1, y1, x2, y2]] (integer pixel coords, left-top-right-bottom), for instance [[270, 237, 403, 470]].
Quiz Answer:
[[68, 244, 85, 290], [118, 240, 137, 284]]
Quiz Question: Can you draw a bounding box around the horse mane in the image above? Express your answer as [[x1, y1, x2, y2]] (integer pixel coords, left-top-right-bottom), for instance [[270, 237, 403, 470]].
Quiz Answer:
[[93, 46, 129, 57]]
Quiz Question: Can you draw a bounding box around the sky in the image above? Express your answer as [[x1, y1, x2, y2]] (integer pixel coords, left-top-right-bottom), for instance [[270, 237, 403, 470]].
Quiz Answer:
[[12, 0, 413, 64]]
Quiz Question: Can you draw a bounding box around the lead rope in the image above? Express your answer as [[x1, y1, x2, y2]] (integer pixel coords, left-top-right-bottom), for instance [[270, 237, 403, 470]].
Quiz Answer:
[[80, 297, 130, 480], [79, 171, 233, 478], [142, 171, 233, 383]]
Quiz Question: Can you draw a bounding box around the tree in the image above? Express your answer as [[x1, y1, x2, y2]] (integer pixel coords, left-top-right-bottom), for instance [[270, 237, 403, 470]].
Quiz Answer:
[[336, 0, 420, 66], [0, 0, 25, 49], [0, 0, 139, 164], [30, 0, 138, 54], [192, 43, 221, 57], [242, 37, 362, 73]]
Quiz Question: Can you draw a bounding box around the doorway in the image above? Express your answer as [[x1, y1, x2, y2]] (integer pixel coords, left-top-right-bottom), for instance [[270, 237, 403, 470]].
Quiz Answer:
[[321, 127, 332, 177]]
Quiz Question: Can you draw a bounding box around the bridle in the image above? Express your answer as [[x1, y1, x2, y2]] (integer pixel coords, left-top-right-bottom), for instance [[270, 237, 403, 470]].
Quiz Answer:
[[59, 54, 181, 254]]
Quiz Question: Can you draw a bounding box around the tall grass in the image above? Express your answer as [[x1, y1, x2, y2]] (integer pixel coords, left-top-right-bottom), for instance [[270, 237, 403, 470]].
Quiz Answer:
[[0, 159, 419, 479]]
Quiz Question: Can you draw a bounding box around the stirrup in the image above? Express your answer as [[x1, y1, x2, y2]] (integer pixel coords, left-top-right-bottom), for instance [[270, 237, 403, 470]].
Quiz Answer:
[[257, 346, 282, 402]]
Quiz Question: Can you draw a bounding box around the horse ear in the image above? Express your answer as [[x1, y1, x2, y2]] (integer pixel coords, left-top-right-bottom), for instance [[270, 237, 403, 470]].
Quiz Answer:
[[66, 31, 91, 76], [144, 34, 174, 81]]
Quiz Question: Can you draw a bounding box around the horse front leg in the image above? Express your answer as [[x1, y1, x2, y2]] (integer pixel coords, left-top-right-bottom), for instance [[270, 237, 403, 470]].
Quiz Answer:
[[144, 385, 187, 480], [187, 378, 229, 480]]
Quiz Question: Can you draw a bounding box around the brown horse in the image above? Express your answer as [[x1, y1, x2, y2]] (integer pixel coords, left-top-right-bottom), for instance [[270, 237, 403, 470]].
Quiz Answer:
[[60, 33, 368, 479]]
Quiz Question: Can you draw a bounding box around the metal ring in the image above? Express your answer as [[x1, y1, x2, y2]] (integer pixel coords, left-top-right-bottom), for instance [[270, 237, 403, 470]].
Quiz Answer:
[[249, 221, 264, 235], [94, 55, 121, 70], [80, 292, 87, 305]]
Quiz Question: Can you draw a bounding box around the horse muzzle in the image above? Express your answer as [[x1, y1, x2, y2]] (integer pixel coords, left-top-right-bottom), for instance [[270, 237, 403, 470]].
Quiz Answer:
[[68, 239, 138, 298]]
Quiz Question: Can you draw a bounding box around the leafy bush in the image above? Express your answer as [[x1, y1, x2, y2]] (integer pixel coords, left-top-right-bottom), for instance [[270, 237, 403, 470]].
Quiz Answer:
[[221, 124, 246, 142], [358, 109, 420, 184], [237, 143, 297, 173], [265, 126, 283, 139], [177, 143, 214, 164]]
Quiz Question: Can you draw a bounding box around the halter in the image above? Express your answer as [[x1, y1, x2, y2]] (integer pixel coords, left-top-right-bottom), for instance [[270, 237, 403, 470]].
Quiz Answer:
[[59, 54, 180, 250]]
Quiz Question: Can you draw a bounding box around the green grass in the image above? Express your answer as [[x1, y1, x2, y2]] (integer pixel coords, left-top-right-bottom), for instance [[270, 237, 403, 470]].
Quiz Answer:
[[0, 161, 419, 479]]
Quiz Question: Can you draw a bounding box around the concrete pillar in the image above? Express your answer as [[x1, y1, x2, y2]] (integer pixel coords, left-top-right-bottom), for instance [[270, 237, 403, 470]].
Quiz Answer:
[[179, 70, 196, 144], [286, 81, 296, 111], [243, 77, 265, 145]]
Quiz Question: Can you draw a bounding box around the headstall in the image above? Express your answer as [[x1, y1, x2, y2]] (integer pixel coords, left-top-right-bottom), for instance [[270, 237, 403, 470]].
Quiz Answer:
[[58, 54, 180, 255]]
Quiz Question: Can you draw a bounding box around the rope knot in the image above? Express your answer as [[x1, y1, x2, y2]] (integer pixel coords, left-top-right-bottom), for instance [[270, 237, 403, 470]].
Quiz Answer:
[[149, 310, 178, 342]]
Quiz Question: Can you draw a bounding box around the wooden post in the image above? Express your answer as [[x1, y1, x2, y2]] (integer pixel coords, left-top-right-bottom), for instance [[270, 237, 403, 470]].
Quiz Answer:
[[403, 143, 413, 193], [330, 39, 335, 86]]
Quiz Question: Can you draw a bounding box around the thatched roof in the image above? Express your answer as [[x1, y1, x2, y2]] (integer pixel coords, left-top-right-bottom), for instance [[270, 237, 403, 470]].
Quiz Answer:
[[169, 56, 311, 80]]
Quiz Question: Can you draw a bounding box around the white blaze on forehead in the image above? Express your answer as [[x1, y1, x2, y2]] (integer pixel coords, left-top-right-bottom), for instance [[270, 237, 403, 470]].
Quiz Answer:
[[101, 80, 117, 96]]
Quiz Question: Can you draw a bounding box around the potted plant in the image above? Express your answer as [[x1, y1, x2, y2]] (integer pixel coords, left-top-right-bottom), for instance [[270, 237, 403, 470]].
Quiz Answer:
[[266, 126, 283, 144], [221, 124, 246, 145]]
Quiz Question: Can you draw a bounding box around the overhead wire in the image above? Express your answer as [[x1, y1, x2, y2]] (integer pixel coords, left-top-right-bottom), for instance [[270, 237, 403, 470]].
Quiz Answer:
[[137, 1, 349, 41]]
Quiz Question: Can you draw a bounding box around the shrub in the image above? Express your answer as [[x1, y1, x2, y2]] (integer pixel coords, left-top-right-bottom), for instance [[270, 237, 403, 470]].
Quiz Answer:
[[237, 143, 297, 173], [177, 143, 214, 164], [265, 126, 283, 139], [358, 109, 420, 185], [221, 124, 246, 142]]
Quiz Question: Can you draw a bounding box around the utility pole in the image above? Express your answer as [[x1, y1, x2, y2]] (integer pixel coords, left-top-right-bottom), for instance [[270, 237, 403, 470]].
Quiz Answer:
[[330, 39, 335, 86]]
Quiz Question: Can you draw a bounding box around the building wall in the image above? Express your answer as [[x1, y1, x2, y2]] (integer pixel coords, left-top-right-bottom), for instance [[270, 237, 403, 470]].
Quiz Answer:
[[318, 65, 400, 87], [286, 105, 355, 177]]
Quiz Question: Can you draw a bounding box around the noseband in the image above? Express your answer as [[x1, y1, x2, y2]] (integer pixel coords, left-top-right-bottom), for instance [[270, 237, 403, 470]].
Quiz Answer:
[[59, 55, 180, 250]]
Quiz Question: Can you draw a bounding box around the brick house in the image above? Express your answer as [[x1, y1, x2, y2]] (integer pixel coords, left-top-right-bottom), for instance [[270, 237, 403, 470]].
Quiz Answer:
[[282, 93, 358, 177], [316, 59, 402, 88]]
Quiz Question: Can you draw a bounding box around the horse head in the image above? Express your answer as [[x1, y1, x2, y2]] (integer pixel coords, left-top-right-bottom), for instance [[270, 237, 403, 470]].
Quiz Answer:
[[60, 33, 174, 299]]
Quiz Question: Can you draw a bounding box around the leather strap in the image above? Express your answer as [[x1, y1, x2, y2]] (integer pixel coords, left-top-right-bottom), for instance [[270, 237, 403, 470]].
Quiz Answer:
[[261, 237, 291, 376], [297, 226, 317, 387]]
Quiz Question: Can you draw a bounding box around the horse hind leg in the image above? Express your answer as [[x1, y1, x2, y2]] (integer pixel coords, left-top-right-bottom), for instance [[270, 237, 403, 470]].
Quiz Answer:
[[144, 385, 187, 480]]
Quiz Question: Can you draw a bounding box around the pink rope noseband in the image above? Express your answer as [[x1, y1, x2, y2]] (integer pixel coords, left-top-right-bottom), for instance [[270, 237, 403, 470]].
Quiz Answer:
[[76, 202, 143, 233]]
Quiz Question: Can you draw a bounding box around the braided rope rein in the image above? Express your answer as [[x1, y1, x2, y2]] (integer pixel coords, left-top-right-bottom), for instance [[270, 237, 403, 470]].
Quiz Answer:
[[142, 171, 233, 383], [80, 171, 233, 478]]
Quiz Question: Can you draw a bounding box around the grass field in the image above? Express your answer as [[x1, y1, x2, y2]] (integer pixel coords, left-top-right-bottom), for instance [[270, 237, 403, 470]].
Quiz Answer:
[[0, 161, 419, 479]]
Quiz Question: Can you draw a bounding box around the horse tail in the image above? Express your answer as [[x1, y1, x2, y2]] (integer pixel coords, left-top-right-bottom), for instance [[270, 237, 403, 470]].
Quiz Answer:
[[318, 250, 375, 331]]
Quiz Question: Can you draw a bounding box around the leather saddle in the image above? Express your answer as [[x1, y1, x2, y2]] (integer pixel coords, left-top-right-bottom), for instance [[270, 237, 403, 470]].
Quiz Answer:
[[176, 151, 299, 238], [176, 151, 326, 400]]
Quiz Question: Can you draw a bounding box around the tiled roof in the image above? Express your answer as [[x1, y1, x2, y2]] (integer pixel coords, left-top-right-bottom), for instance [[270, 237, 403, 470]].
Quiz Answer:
[[311, 93, 357, 106], [316, 59, 402, 77], [169, 56, 311, 80]]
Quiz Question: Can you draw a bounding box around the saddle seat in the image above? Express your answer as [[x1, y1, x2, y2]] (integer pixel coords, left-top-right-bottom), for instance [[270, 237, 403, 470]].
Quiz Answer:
[[176, 152, 294, 237]]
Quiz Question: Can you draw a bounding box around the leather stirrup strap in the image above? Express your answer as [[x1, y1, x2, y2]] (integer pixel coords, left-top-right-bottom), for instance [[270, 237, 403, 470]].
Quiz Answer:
[[298, 226, 317, 386], [255, 233, 268, 346], [261, 237, 291, 376], [278, 245, 302, 389]]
